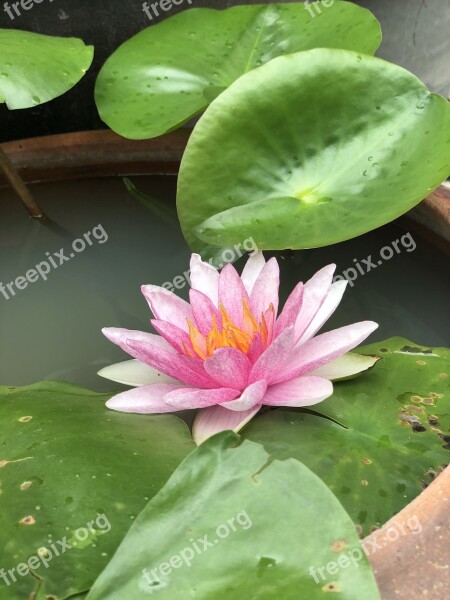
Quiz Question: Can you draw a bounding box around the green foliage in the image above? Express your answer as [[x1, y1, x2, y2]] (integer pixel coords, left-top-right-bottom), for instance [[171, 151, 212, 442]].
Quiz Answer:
[[178, 49, 450, 260], [0, 382, 194, 598], [243, 338, 450, 535], [95, 2, 380, 139], [0, 29, 93, 109], [88, 432, 380, 600]]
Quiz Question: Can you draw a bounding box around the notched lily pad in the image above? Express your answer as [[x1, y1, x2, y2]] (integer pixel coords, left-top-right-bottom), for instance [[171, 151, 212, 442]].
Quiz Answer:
[[95, 2, 381, 139], [178, 49, 450, 261], [88, 432, 380, 600], [243, 338, 450, 535]]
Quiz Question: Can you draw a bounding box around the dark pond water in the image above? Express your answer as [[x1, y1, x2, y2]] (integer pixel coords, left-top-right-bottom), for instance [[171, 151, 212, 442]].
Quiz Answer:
[[0, 175, 449, 391]]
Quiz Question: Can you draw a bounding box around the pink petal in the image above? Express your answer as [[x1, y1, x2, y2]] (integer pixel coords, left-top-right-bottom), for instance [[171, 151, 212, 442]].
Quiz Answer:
[[190, 254, 219, 307], [247, 332, 265, 364], [192, 405, 262, 445], [311, 353, 380, 381], [151, 319, 193, 354], [98, 359, 179, 387], [106, 383, 184, 414], [127, 338, 215, 388], [189, 289, 222, 336], [204, 347, 251, 389], [264, 376, 333, 407], [297, 280, 348, 344], [273, 321, 379, 384], [250, 257, 280, 319], [141, 284, 192, 332], [241, 251, 266, 294], [102, 327, 174, 361], [221, 380, 267, 411], [275, 282, 304, 337], [294, 264, 335, 342], [164, 387, 240, 410], [218, 263, 249, 326], [249, 326, 295, 385]]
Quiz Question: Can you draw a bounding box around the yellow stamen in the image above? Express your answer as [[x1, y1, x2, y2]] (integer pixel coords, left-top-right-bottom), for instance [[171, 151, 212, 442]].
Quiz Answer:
[[187, 298, 273, 358], [187, 319, 207, 360]]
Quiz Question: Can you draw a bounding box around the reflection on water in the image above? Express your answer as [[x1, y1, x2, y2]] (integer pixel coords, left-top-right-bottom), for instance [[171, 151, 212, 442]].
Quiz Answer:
[[0, 176, 449, 391]]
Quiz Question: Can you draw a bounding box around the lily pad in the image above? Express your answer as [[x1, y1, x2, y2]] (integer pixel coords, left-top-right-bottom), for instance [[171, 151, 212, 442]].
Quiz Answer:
[[95, 2, 381, 139], [88, 432, 380, 600], [0, 381, 194, 599], [177, 49, 450, 261], [0, 29, 93, 109], [243, 338, 450, 535]]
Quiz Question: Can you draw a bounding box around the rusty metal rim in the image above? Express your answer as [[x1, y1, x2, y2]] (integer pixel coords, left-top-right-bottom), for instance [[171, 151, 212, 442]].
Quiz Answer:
[[1, 129, 449, 598]]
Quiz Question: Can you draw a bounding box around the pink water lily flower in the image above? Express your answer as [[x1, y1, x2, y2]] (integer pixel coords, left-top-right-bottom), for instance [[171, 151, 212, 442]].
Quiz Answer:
[[99, 252, 378, 444]]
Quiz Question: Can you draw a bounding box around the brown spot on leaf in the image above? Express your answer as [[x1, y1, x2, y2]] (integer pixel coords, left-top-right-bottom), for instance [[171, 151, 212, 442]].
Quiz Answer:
[[322, 582, 340, 593], [20, 515, 36, 525], [416, 360, 426, 366], [428, 415, 440, 425], [399, 413, 426, 431], [422, 397, 435, 406], [18, 416, 32, 423], [361, 480, 369, 486], [355, 524, 363, 536], [361, 458, 372, 465], [439, 373, 448, 379], [410, 396, 423, 403], [330, 539, 348, 552], [20, 481, 32, 491], [403, 405, 425, 415]]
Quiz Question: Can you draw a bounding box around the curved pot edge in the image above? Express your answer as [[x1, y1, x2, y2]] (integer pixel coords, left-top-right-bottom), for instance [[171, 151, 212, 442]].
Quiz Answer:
[[364, 463, 450, 599]]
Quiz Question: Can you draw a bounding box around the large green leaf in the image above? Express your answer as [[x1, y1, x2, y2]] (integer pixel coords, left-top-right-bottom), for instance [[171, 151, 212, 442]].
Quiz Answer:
[[0, 381, 194, 599], [0, 29, 93, 109], [177, 49, 450, 262], [88, 432, 380, 600], [95, 2, 380, 139], [243, 338, 450, 535]]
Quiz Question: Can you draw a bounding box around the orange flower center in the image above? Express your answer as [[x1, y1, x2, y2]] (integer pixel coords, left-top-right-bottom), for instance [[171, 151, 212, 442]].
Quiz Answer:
[[184, 299, 274, 360]]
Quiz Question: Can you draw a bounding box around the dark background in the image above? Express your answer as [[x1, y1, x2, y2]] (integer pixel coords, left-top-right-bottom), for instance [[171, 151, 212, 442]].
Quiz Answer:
[[1, 0, 449, 142]]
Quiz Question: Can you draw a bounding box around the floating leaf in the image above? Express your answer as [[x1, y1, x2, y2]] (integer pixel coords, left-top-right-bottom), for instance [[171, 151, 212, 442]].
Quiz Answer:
[[88, 432, 380, 600], [0, 381, 194, 599], [177, 49, 450, 261], [243, 338, 450, 535], [95, 2, 380, 139], [0, 29, 93, 109]]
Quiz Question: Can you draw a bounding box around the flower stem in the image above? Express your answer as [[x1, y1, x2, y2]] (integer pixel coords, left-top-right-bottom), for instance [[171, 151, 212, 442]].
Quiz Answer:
[[0, 147, 45, 219]]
